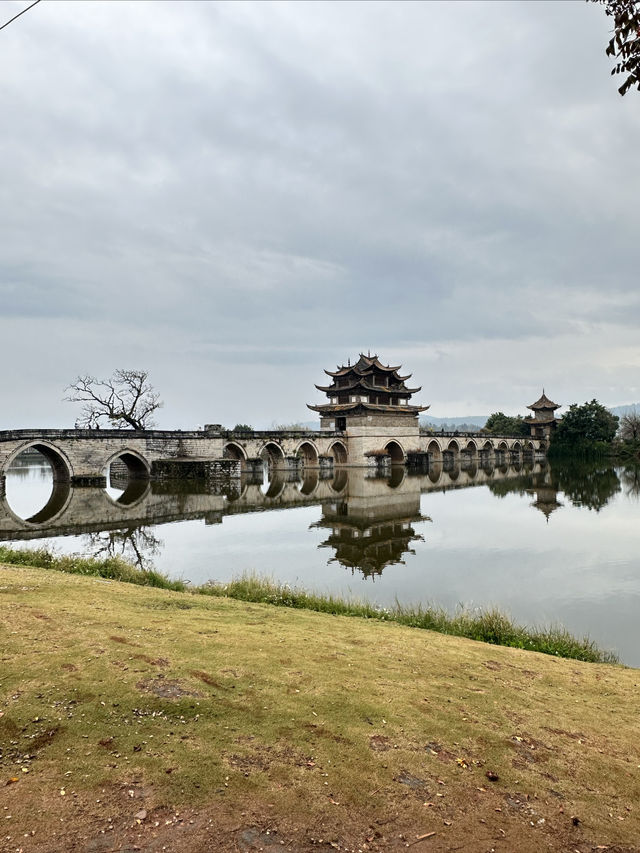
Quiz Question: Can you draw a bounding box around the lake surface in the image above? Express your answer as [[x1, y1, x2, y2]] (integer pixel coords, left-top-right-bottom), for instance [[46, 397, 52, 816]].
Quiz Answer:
[[2, 454, 640, 665]]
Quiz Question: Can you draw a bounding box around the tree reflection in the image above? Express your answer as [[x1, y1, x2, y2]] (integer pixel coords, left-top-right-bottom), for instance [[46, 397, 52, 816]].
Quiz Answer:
[[552, 460, 621, 512], [83, 526, 162, 571], [620, 466, 640, 500]]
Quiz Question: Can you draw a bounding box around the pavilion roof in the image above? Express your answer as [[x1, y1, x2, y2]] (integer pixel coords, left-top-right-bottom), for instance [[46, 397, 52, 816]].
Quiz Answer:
[[527, 391, 560, 411], [324, 353, 411, 381], [308, 401, 430, 414], [315, 378, 421, 395]]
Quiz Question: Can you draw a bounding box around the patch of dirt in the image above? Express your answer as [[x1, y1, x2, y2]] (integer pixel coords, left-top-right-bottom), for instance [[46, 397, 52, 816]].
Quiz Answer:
[[542, 726, 588, 741], [395, 770, 427, 789], [189, 669, 226, 688], [133, 654, 170, 667], [136, 677, 202, 699], [302, 723, 349, 743], [6, 779, 628, 853], [224, 743, 315, 776], [424, 742, 456, 763], [508, 733, 552, 765], [29, 725, 63, 752], [61, 662, 78, 672], [109, 635, 140, 646], [369, 734, 391, 751]]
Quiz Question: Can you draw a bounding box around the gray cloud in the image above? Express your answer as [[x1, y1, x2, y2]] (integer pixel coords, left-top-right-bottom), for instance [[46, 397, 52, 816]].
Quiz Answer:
[[1, 0, 638, 429]]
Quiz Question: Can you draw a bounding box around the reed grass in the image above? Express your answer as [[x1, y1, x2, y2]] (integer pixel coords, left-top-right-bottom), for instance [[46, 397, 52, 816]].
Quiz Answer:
[[0, 546, 617, 664], [0, 544, 187, 591]]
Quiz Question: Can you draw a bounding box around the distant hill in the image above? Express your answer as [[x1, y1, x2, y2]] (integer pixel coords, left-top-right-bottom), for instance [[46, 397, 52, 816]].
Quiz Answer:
[[609, 404, 640, 418], [420, 415, 488, 431]]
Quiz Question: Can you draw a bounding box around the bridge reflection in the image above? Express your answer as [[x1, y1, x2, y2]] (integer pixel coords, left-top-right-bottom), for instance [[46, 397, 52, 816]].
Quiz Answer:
[[0, 459, 554, 574]]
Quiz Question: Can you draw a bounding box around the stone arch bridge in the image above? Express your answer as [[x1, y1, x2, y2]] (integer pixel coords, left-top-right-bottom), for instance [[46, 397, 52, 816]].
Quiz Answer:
[[0, 427, 545, 492]]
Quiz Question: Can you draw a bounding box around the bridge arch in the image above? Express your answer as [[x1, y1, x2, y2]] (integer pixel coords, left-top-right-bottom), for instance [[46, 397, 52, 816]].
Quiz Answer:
[[260, 441, 285, 467], [463, 439, 478, 456], [426, 439, 442, 464], [385, 440, 405, 463], [496, 441, 509, 459], [3, 440, 72, 483], [295, 440, 319, 466], [106, 449, 150, 481], [224, 441, 247, 462], [329, 440, 348, 465]]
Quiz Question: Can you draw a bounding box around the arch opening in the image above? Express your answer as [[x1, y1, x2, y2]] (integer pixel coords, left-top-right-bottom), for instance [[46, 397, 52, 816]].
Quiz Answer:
[[427, 440, 442, 464], [224, 442, 247, 473], [296, 441, 319, 466], [2, 445, 71, 524], [384, 441, 405, 464], [107, 452, 150, 489], [330, 441, 348, 465], [224, 442, 247, 462], [260, 442, 285, 466]]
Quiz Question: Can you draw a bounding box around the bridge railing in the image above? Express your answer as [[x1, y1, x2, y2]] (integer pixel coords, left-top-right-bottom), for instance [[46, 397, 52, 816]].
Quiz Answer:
[[0, 427, 344, 443], [419, 430, 532, 440], [0, 428, 209, 441]]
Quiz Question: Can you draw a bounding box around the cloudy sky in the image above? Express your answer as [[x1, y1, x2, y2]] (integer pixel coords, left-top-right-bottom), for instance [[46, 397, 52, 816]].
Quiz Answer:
[[1, 0, 638, 429]]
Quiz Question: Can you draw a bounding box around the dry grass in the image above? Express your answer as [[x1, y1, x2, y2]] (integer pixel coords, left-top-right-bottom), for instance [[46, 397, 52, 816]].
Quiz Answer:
[[1, 562, 639, 853]]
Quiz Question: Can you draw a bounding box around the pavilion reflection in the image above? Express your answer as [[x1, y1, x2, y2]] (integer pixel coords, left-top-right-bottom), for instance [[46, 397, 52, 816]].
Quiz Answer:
[[311, 468, 429, 577]]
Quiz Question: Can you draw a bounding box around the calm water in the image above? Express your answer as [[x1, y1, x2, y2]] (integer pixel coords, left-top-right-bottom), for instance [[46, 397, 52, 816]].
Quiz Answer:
[[2, 454, 640, 665]]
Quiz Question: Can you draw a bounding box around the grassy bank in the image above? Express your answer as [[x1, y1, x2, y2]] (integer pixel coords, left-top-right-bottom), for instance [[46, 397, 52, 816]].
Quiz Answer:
[[0, 559, 638, 853], [0, 545, 616, 663]]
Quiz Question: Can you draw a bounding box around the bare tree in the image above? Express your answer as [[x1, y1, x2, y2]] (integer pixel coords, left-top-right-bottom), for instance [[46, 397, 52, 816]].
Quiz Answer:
[[619, 408, 640, 441], [65, 369, 163, 430]]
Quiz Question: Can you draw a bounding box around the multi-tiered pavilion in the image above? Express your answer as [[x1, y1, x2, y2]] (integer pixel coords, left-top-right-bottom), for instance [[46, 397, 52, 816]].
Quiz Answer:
[[308, 353, 429, 464], [524, 391, 561, 440]]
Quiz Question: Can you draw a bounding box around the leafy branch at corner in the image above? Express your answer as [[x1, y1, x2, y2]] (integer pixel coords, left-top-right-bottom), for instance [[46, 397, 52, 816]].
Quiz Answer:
[[64, 369, 163, 430], [594, 0, 640, 95]]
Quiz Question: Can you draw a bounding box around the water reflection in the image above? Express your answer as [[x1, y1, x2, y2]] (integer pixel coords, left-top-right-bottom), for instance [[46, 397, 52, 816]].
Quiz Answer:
[[83, 527, 162, 572], [2, 457, 639, 578], [486, 460, 625, 514]]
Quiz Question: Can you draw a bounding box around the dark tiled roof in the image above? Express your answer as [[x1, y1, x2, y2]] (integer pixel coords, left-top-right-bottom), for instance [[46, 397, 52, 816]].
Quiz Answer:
[[315, 379, 421, 395], [527, 391, 560, 411], [307, 402, 429, 414], [324, 353, 411, 381]]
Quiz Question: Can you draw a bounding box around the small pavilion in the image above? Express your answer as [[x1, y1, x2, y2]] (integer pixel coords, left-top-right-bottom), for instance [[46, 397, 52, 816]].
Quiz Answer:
[[524, 391, 560, 440]]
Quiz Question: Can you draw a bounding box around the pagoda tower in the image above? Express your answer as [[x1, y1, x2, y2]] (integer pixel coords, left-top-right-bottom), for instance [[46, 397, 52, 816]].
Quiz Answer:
[[308, 353, 429, 465], [524, 391, 560, 440]]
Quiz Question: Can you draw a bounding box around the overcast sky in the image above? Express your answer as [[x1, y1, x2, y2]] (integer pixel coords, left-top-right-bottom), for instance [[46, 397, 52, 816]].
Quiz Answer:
[[1, 0, 638, 429]]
